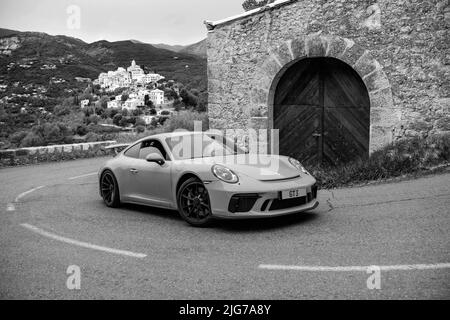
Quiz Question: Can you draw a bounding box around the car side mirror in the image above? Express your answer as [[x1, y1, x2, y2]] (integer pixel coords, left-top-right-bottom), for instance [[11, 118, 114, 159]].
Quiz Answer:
[[146, 153, 165, 166]]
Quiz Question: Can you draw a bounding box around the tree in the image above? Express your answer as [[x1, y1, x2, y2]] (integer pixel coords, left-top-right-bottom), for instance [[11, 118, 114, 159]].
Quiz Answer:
[[105, 108, 119, 119], [180, 88, 198, 108], [98, 96, 110, 109], [145, 96, 154, 108], [87, 115, 100, 125], [173, 99, 184, 112], [76, 125, 88, 136], [21, 132, 44, 147], [119, 117, 129, 127], [10, 131, 28, 147], [242, 0, 273, 11], [54, 105, 72, 117], [164, 88, 178, 101], [196, 92, 208, 113], [113, 114, 123, 126], [136, 125, 145, 133], [121, 94, 129, 102]]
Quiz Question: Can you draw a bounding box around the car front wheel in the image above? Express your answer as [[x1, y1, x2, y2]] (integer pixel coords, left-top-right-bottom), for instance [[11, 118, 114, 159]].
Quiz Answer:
[[100, 170, 121, 208], [177, 178, 213, 227]]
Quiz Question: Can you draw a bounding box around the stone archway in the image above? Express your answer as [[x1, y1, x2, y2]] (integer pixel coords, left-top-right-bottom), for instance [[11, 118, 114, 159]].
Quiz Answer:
[[273, 57, 371, 165], [251, 33, 399, 155]]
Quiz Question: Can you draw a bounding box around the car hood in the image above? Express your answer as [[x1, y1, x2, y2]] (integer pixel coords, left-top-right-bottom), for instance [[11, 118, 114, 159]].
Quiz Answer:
[[181, 154, 303, 181]]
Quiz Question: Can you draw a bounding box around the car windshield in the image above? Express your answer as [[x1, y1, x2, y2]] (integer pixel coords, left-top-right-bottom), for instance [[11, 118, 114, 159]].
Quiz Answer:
[[165, 133, 247, 160]]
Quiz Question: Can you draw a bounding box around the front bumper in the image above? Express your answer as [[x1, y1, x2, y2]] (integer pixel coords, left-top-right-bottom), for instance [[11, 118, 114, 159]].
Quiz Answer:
[[206, 174, 319, 219]]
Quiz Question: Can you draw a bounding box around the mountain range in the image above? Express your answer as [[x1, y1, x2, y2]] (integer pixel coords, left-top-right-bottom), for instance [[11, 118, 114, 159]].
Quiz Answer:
[[152, 39, 207, 58], [0, 28, 207, 94]]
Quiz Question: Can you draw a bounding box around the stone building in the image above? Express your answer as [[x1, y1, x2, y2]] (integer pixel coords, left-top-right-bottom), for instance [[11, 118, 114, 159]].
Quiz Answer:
[[205, 0, 449, 164]]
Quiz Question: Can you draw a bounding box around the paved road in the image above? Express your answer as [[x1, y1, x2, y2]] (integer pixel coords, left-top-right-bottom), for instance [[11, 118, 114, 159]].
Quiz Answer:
[[0, 158, 449, 299]]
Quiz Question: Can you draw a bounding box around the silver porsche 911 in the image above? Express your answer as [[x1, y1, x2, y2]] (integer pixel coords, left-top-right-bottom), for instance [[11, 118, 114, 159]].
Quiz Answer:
[[99, 132, 318, 227]]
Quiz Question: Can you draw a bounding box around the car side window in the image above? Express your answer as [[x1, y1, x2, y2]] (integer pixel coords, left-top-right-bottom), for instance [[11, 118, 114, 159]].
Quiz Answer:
[[139, 140, 169, 161], [124, 142, 141, 159]]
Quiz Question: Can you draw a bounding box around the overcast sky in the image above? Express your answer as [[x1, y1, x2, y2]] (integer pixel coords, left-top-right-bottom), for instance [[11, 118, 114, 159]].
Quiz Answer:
[[0, 0, 245, 45]]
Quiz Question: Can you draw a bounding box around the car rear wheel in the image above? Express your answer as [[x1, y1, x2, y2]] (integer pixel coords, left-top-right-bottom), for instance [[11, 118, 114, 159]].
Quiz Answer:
[[177, 178, 213, 227], [100, 171, 121, 208]]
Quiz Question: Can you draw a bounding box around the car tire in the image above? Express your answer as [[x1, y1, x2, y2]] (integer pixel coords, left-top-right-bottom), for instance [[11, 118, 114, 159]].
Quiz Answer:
[[177, 177, 213, 227], [100, 170, 121, 208]]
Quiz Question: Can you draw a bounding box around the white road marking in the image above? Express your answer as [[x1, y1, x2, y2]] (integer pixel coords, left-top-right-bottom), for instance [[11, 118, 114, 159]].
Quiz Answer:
[[20, 223, 147, 259], [6, 186, 45, 212], [14, 185, 46, 203], [259, 263, 450, 272], [68, 172, 97, 180]]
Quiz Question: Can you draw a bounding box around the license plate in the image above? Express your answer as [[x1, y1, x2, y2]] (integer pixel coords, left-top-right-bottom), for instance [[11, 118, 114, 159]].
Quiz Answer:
[[281, 188, 307, 200]]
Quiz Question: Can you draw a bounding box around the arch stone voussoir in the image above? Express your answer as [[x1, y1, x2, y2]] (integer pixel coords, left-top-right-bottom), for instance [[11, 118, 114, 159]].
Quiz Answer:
[[326, 36, 348, 58], [364, 69, 391, 93], [305, 33, 328, 57], [339, 43, 367, 69], [369, 87, 395, 110], [291, 36, 306, 60], [269, 42, 293, 67], [353, 51, 381, 79]]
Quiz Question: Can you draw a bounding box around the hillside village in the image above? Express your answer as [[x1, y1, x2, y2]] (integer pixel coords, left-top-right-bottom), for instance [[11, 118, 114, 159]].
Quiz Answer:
[[80, 60, 178, 126], [0, 50, 206, 150]]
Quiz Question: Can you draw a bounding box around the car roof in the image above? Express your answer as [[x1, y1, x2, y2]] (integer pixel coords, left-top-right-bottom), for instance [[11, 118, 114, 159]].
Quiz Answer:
[[137, 131, 216, 142]]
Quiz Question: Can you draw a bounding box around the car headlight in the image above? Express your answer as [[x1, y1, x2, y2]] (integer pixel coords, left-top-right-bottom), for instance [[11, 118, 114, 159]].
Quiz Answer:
[[289, 157, 310, 175], [212, 164, 239, 184]]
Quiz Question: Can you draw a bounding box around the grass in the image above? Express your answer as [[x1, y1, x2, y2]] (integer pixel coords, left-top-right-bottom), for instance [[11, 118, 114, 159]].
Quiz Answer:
[[309, 133, 450, 189]]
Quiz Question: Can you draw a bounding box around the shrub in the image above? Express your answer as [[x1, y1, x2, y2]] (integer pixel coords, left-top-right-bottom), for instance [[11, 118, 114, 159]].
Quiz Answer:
[[76, 125, 88, 136], [162, 111, 209, 132], [10, 131, 28, 147], [53, 105, 72, 117], [136, 125, 145, 134], [309, 133, 450, 189], [85, 132, 100, 143], [113, 114, 123, 126], [21, 132, 44, 147]]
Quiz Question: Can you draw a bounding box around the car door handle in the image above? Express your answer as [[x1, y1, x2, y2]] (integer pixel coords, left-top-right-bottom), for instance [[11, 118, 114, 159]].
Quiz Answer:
[[130, 169, 139, 174]]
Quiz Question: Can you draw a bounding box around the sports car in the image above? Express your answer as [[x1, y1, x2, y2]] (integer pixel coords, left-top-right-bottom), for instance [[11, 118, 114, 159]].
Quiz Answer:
[[99, 132, 318, 227]]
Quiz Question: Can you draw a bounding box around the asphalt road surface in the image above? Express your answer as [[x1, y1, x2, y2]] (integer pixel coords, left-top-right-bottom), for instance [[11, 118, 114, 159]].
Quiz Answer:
[[0, 157, 449, 299]]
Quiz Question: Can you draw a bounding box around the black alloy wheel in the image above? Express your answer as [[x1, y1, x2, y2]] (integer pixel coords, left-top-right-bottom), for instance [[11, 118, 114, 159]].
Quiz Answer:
[[177, 178, 213, 227], [100, 171, 121, 208]]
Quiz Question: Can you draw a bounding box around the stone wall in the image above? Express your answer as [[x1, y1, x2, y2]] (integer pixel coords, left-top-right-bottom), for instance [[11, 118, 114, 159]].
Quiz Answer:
[[0, 141, 117, 168], [206, 0, 449, 152]]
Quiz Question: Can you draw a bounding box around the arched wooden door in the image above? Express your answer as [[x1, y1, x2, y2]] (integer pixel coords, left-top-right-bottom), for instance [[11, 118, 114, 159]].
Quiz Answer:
[[273, 57, 370, 165]]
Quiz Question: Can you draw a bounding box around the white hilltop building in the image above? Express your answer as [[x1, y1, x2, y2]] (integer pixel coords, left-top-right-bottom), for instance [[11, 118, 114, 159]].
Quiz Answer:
[[123, 97, 145, 111], [95, 60, 165, 92], [127, 60, 145, 82], [150, 89, 164, 106]]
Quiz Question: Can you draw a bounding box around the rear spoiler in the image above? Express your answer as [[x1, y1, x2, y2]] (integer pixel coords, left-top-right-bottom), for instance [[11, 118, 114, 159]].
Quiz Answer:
[[105, 143, 131, 155]]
